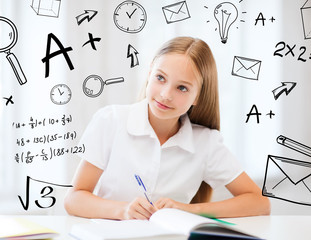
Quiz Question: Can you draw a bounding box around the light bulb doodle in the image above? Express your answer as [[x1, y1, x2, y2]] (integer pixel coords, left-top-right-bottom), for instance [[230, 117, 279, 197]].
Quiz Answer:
[[214, 2, 238, 44]]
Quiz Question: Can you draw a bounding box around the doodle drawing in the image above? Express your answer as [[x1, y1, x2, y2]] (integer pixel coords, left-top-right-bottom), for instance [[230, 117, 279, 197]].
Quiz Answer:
[[272, 82, 297, 100], [113, 1, 147, 34], [127, 44, 139, 68], [31, 0, 61, 18], [50, 84, 72, 105], [162, 1, 191, 24], [82, 33, 101, 51], [301, 0, 311, 40], [262, 155, 311, 206], [3, 96, 14, 106], [83, 75, 124, 98], [277, 135, 311, 158], [0, 16, 27, 85], [232, 56, 261, 80], [76, 10, 98, 25], [214, 2, 238, 44], [41, 33, 74, 78], [262, 135, 311, 206], [18, 176, 72, 211]]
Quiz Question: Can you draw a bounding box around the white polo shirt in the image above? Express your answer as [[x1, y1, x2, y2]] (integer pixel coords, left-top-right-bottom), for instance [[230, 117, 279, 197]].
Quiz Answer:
[[78, 99, 243, 204]]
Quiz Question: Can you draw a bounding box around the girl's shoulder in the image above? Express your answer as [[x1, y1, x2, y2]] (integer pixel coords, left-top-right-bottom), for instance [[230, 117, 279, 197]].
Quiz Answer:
[[190, 122, 224, 143], [93, 102, 133, 120]]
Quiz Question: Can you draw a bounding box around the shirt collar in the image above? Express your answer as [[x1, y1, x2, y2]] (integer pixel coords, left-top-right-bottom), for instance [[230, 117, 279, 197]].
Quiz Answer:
[[127, 99, 195, 153]]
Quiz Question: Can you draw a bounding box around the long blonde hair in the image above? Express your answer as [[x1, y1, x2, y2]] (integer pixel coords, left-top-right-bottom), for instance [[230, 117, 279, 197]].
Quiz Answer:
[[142, 36, 220, 130], [144, 37, 218, 203]]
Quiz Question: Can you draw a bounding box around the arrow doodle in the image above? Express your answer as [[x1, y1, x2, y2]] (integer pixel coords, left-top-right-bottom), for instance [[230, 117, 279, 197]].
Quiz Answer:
[[127, 44, 139, 68], [272, 82, 297, 100], [76, 10, 98, 25]]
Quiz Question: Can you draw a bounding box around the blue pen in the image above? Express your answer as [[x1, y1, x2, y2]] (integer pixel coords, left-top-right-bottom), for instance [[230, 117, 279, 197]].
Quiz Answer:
[[134, 174, 154, 206]]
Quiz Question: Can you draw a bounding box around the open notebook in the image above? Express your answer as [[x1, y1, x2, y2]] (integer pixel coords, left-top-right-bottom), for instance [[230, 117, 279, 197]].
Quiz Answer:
[[0, 217, 58, 239], [69, 208, 262, 240]]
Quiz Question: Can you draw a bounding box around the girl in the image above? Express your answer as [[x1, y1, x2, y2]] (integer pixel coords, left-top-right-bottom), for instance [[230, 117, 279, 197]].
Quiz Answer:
[[64, 36, 270, 220]]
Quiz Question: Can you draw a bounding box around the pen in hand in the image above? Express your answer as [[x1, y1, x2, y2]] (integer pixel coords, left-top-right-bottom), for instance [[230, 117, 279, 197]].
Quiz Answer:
[[134, 174, 154, 206]]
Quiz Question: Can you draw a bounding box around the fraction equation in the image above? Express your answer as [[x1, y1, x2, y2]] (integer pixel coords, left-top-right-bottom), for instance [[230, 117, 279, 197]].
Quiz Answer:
[[12, 114, 73, 129], [16, 131, 77, 146], [15, 144, 85, 163]]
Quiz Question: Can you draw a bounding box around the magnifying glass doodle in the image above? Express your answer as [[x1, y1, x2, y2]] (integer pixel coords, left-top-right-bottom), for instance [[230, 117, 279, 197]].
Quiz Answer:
[[83, 75, 124, 98], [0, 16, 27, 85]]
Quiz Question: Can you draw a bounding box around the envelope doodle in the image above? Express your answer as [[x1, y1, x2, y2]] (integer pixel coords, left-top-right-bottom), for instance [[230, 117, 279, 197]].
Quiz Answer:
[[262, 155, 311, 206], [262, 135, 311, 206], [162, 1, 190, 24], [232, 56, 262, 80]]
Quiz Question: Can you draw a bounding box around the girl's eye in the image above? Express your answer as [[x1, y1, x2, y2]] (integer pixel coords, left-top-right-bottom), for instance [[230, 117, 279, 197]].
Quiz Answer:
[[156, 75, 165, 81], [178, 85, 188, 92]]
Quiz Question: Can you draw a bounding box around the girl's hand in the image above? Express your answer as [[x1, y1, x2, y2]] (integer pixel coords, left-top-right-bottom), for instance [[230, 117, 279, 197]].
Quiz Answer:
[[123, 197, 157, 220], [155, 197, 184, 210]]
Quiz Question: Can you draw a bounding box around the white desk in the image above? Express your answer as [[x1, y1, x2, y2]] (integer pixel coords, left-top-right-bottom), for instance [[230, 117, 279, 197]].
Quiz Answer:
[[3, 215, 311, 240]]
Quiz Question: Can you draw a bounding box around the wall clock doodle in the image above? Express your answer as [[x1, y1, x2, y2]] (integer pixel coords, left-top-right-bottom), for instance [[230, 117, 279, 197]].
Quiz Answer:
[[50, 84, 72, 105], [113, 1, 147, 33]]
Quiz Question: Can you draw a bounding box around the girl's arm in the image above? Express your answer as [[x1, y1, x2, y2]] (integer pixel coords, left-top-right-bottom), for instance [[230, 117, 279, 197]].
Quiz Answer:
[[64, 160, 157, 220], [155, 172, 270, 218]]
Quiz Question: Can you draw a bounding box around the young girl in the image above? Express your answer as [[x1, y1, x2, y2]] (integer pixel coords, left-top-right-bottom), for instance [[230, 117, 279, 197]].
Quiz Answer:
[[64, 36, 270, 220]]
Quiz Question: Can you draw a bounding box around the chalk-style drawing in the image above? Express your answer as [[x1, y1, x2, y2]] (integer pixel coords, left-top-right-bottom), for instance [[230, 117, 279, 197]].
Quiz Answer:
[[214, 2, 238, 44], [18, 176, 72, 210], [0, 16, 27, 85], [82, 33, 101, 51], [83, 75, 124, 98], [262, 155, 311, 206], [31, 0, 61, 18], [301, 0, 311, 40], [76, 10, 98, 25], [127, 44, 139, 68], [272, 82, 297, 100], [277, 135, 311, 158], [113, 1, 147, 34], [162, 1, 190, 24], [262, 135, 311, 206], [50, 84, 72, 105], [232, 56, 261, 80], [3, 95, 14, 105]]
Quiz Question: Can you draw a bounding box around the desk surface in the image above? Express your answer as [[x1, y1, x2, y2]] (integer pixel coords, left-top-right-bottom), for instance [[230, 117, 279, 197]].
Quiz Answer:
[[2, 214, 311, 240]]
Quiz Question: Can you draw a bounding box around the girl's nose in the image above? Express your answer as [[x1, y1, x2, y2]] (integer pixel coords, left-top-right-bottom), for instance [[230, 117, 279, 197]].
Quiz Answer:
[[160, 85, 173, 101]]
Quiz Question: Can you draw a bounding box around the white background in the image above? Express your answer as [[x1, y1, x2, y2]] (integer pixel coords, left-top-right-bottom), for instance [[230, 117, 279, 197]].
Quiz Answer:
[[0, 0, 311, 215]]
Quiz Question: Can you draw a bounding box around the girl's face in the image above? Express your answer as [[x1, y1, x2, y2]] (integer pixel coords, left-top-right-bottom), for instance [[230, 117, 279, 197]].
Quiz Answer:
[[146, 53, 201, 123]]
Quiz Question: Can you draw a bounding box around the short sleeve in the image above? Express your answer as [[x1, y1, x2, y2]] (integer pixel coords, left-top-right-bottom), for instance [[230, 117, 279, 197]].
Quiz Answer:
[[203, 130, 243, 189], [78, 106, 117, 170]]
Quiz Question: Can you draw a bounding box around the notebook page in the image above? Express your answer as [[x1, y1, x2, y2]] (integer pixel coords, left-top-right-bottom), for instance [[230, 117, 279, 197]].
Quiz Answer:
[[90, 218, 181, 238], [149, 208, 217, 235]]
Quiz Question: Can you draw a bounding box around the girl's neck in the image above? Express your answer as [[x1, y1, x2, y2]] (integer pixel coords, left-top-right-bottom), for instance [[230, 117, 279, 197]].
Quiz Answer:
[[148, 110, 181, 146]]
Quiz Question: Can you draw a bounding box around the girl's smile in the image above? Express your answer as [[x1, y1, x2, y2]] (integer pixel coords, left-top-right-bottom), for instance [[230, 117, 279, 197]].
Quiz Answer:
[[154, 99, 173, 110]]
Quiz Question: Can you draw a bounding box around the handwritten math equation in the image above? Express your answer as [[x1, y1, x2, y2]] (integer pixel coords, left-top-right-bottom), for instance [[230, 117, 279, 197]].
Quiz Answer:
[[274, 41, 311, 63], [12, 114, 85, 163], [16, 131, 77, 146], [15, 144, 85, 164], [18, 176, 72, 211], [12, 115, 72, 129]]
